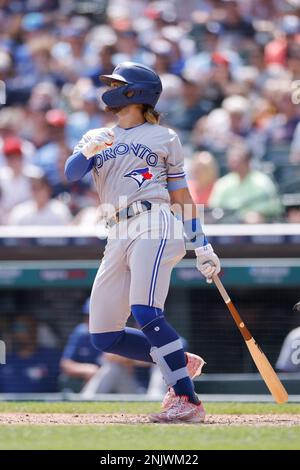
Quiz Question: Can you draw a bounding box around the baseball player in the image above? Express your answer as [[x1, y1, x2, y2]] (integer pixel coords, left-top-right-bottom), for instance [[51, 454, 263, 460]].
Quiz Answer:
[[276, 301, 300, 373], [65, 62, 221, 423]]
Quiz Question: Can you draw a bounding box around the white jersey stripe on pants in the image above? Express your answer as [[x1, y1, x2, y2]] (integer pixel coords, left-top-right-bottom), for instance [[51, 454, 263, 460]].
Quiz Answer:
[[148, 209, 169, 307]]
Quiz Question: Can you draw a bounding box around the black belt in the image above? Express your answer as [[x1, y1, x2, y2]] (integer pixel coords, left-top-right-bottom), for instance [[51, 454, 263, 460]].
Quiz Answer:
[[106, 201, 152, 228]]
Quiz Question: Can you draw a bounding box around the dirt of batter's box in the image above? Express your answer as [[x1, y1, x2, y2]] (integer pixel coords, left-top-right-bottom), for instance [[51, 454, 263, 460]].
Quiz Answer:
[[0, 413, 300, 426]]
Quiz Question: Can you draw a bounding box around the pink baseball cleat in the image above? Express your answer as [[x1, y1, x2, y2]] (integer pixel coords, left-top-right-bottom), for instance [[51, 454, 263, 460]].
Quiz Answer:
[[150, 396, 206, 424], [162, 352, 206, 410]]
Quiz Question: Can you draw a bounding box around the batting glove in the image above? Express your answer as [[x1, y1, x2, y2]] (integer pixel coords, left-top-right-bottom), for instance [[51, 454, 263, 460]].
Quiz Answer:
[[81, 128, 114, 159], [195, 243, 221, 280]]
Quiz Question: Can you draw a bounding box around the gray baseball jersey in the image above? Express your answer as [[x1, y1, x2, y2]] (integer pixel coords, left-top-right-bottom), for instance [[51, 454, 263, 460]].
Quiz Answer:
[[74, 123, 187, 333], [74, 122, 185, 212]]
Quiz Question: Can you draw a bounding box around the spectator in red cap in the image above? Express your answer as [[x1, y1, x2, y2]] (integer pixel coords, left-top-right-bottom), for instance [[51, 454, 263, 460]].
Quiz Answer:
[[3, 136, 23, 157], [188, 151, 219, 206], [0, 136, 41, 220], [34, 109, 68, 186], [206, 52, 232, 108], [46, 109, 68, 128]]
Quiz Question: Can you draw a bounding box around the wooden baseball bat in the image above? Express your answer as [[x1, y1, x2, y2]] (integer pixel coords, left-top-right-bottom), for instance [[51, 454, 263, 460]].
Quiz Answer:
[[212, 274, 288, 404]]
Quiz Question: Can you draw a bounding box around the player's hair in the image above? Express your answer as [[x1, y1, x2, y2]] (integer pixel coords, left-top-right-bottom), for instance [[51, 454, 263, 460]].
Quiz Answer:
[[143, 105, 160, 124]]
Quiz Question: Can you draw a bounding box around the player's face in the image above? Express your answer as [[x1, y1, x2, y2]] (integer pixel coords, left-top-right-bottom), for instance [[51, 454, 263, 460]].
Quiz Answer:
[[105, 80, 137, 116], [109, 80, 133, 98], [109, 80, 134, 98], [110, 80, 125, 89], [104, 79, 143, 119], [103, 80, 126, 114]]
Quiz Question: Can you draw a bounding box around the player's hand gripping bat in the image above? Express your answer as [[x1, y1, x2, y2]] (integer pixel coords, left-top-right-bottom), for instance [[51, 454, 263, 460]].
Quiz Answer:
[[210, 274, 288, 404]]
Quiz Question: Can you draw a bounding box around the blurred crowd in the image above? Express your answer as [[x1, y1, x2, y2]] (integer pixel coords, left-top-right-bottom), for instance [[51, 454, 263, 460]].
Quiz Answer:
[[0, 0, 300, 225]]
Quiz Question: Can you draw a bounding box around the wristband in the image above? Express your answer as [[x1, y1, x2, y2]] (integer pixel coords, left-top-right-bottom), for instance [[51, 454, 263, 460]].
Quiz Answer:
[[183, 218, 208, 248]]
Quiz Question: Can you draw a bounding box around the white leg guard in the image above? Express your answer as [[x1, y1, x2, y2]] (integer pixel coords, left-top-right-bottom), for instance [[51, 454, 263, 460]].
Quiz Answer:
[[150, 339, 189, 387]]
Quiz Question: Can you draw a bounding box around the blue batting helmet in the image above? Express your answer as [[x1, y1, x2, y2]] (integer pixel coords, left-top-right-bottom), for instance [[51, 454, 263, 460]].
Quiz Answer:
[[100, 62, 162, 108]]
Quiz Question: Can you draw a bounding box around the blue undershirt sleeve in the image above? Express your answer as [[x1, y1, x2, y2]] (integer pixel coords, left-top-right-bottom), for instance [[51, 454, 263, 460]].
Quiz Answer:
[[64, 152, 94, 182]]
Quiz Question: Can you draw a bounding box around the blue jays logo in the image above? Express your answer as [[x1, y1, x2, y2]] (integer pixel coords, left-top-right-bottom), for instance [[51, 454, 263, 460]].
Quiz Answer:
[[124, 167, 153, 188]]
